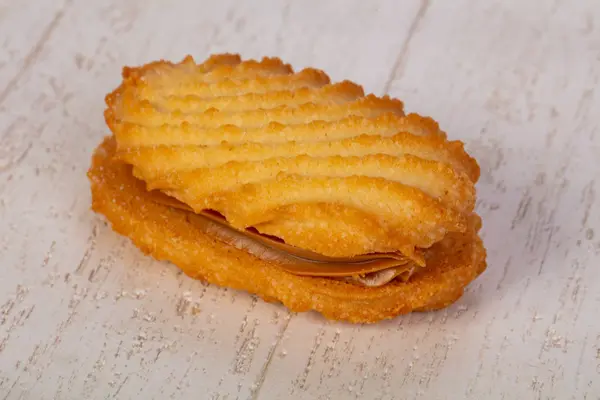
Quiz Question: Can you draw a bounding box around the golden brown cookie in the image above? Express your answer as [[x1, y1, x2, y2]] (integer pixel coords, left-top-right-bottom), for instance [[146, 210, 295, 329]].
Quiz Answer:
[[88, 53, 487, 322]]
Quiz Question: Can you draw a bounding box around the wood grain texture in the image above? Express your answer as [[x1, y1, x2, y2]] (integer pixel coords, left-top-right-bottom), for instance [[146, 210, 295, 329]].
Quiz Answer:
[[0, 0, 73, 104], [1, 0, 599, 399]]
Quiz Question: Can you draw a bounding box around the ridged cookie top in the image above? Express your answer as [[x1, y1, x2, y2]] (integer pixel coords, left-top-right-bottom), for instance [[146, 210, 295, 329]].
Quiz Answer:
[[105, 54, 480, 258]]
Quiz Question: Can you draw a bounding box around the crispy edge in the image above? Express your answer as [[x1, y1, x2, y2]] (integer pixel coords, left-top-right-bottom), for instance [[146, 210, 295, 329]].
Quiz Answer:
[[108, 112, 448, 154], [112, 93, 404, 128], [136, 81, 365, 113], [108, 67, 331, 116], [139, 154, 475, 216], [87, 136, 487, 323], [121, 53, 243, 81], [124, 55, 293, 87], [116, 128, 475, 182]]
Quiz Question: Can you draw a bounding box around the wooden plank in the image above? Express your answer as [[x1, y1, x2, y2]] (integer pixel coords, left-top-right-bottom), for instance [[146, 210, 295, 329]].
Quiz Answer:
[[259, 0, 600, 398], [0, 1, 426, 399]]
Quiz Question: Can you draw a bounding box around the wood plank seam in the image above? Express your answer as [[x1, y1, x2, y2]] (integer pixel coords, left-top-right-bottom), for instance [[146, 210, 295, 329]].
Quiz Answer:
[[250, 312, 293, 400], [0, 0, 75, 106], [381, 0, 431, 94]]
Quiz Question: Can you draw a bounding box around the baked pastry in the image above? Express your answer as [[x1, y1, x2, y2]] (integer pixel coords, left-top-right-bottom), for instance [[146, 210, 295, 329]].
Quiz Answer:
[[88, 53, 486, 323]]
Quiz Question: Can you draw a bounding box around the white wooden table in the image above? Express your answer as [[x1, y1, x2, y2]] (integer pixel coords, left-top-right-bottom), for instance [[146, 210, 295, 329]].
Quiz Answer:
[[1, 1, 599, 399]]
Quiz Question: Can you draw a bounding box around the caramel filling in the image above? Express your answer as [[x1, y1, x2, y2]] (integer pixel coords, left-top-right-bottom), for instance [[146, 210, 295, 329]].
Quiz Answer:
[[152, 191, 419, 287]]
